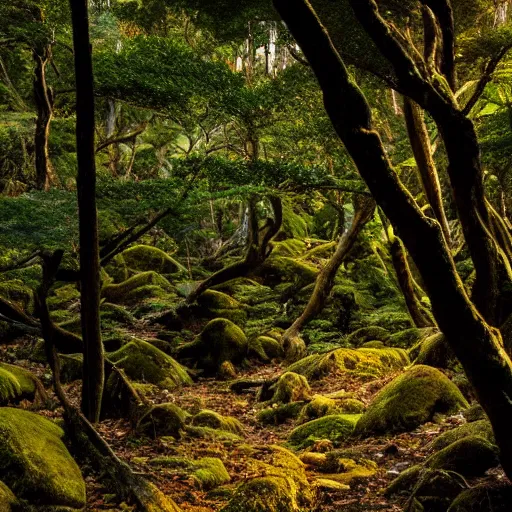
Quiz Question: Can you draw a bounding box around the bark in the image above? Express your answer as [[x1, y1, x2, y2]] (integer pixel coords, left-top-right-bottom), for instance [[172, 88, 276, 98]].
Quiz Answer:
[[69, 0, 104, 423], [186, 195, 283, 304], [282, 195, 375, 361], [33, 45, 54, 191], [389, 237, 435, 328], [403, 97, 451, 245], [273, 0, 512, 481]]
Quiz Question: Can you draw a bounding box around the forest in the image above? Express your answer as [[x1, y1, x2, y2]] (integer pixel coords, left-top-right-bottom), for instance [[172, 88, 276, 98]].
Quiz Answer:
[[1, 0, 512, 510]]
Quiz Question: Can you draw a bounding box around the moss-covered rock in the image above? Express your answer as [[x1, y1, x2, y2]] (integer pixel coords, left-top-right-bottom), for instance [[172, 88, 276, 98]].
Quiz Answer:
[[196, 290, 240, 310], [178, 318, 248, 372], [360, 340, 385, 349], [0, 408, 85, 510], [149, 456, 230, 490], [102, 271, 175, 304], [0, 363, 37, 404], [287, 347, 409, 381], [257, 256, 318, 286], [385, 465, 423, 496], [257, 402, 306, 425], [0, 279, 34, 312], [299, 395, 337, 422], [191, 410, 243, 435], [108, 338, 192, 389], [271, 239, 307, 258], [288, 414, 360, 450], [425, 436, 499, 476], [355, 365, 468, 436], [269, 372, 311, 404], [429, 420, 494, 451], [192, 290, 247, 326], [47, 283, 80, 310], [412, 333, 457, 369], [122, 244, 185, 274], [0, 481, 16, 510], [338, 398, 366, 414], [104, 253, 129, 283], [346, 326, 390, 347], [448, 484, 512, 512], [100, 302, 136, 326], [137, 403, 190, 439], [387, 328, 437, 349], [221, 445, 313, 512], [248, 336, 284, 361]]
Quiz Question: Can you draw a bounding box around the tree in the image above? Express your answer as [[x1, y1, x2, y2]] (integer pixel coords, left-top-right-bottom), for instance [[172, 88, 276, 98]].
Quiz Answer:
[[69, 0, 104, 423], [272, 0, 512, 479]]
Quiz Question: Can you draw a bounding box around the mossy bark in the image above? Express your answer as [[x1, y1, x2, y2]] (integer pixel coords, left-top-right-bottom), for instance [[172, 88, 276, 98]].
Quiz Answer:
[[273, 0, 512, 480], [282, 195, 375, 361]]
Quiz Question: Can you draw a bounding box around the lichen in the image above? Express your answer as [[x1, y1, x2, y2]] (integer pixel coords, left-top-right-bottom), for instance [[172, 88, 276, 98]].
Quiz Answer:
[[108, 338, 192, 389], [355, 365, 469, 437], [122, 244, 186, 274], [0, 408, 85, 509], [137, 403, 190, 439], [191, 410, 244, 435], [287, 347, 409, 381], [288, 414, 360, 450]]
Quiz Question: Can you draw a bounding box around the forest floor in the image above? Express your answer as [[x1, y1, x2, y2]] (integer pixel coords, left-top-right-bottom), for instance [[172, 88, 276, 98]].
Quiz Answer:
[[4, 336, 503, 512]]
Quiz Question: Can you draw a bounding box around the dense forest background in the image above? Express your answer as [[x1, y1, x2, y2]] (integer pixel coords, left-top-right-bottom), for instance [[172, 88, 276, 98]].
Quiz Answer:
[[1, 0, 512, 511]]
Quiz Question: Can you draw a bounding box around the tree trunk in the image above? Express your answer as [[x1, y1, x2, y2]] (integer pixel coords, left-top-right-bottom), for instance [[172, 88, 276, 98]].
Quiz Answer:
[[282, 195, 375, 360], [186, 195, 282, 303], [403, 97, 451, 245], [69, 0, 104, 423], [273, 0, 512, 481], [33, 46, 54, 191], [389, 236, 435, 328]]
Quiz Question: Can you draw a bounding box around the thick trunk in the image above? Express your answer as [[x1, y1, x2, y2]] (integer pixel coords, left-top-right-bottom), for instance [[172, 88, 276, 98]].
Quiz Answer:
[[282, 196, 375, 359], [389, 237, 435, 328], [403, 97, 451, 245], [69, 0, 104, 423], [274, 0, 512, 480], [187, 196, 282, 303], [33, 47, 54, 191]]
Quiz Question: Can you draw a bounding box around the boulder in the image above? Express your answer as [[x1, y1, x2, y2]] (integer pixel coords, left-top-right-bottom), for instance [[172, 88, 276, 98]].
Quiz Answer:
[[121, 244, 185, 274], [191, 410, 243, 435], [137, 403, 190, 439], [269, 373, 311, 404], [448, 484, 512, 512]]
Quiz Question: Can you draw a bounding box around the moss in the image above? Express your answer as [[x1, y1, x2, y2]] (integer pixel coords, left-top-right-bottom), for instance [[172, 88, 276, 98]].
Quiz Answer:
[[258, 256, 318, 286], [269, 372, 311, 404], [287, 347, 409, 381], [425, 436, 499, 476], [385, 465, 423, 496], [0, 368, 21, 404], [197, 290, 240, 310], [412, 333, 456, 369], [122, 244, 186, 274], [299, 395, 337, 421], [313, 478, 350, 491], [319, 457, 378, 485], [150, 456, 230, 490], [58, 354, 83, 383], [0, 279, 34, 312], [178, 318, 248, 372], [104, 253, 129, 283], [257, 402, 306, 425], [271, 239, 307, 257], [194, 290, 248, 325], [101, 271, 174, 304], [47, 283, 80, 310], [222, 445, 313, 512], [288, 414, 360, 450], [248, 336, 284, 361], [0, 408, 85, 509], [0, 363, 36, 404], [300, 241, 337, 261], [100, 302, 136, 326], [355, 365, 469, 437], [463, 404, 486, 422], [137, 403, 190, 439], [191, 410, 243, 435], [184, 425, 242, 442], [429, 420, 494, 451], [387, 327, 436, 349], [108, 338, 192, 389], [338, 398, 365, 414], [346, 326, 390, 347], [448, 484, 512, 512], [218, 360, 237, 380], [0, 481, 16, 509], [360, 340, 385, 349]]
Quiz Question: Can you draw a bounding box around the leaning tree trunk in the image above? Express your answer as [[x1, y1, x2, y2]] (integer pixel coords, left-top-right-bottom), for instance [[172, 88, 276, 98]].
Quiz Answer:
[[389, 236, 435, 328], [282, 195, 375, 361], [274, 0, 512, 481], [186, 195, 282, 304], [69, 0, 104, 423], [33, 45, 54, 191]]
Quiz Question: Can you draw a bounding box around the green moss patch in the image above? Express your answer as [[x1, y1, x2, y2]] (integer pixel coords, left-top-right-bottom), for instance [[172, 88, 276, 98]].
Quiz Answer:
[[355, 365, 468, 436], [191, 410, 243, 435], [0, 363, 36, 404], [269, 372, 311, 404], [429, 420, 494, 451], [137, 403, 190, 439], [122, 244, 186, 274], [448, 484, 512, 512]]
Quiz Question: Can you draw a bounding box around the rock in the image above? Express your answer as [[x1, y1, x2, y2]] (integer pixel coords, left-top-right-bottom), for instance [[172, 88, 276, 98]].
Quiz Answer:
[[178, 318, 248, 372], [256, 256, 318, 287], [346, 326, 390, 346], [288, 414, 360, 449], [0, 408, 85, 510], [193, 290, 247, 326], [191, 410, 243, 435], [355, 365, 468, 436], [463, 404, 486, 422], [287, 347, 409, 381], [385, 465, 423, 496], [121, 244, 185, 274], [0, 363, 37, 404], [428, 420, 494, 451], [149, 456, 230, 490], [387, 328, 436, 349], [299, 395, 337, 421], [217, 361, 237, 380], [248, 336, 284, 361], [448, 484, 512, 512], [338, 398, 365, 414], [269, 372, 311, 404], [221, 445, 313, 512], [137, 403, 190, 439], [425, 436, 499, 477], [257, 402, 306, 425], [412, 333, 457, 369], [0, 481, 16, 510], [108, 338, 192, 389], [104, 253, 129, 283]]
